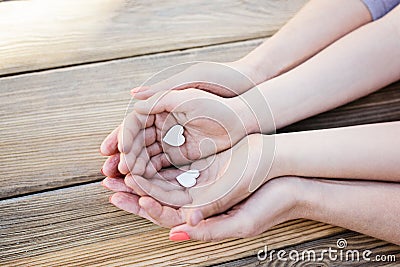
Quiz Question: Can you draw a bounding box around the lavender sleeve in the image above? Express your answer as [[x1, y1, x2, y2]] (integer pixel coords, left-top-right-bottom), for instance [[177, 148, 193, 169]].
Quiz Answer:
[[362, 0, 400, 20]]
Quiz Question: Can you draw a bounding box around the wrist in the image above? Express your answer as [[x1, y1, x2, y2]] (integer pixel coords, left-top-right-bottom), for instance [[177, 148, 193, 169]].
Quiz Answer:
[[229, 58, 270, 87], [238, 44, 283, 83], [227, 96, 260, 135], [228, 88, 276, 135], [265, 176, 310, 222]]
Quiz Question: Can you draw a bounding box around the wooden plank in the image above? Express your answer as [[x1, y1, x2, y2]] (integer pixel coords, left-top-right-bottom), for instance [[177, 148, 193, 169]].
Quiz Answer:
[[0, 183, 347, 266], [1, 38, 400, 199], [219, 231, 400, 266], [0, 0, 308, 76]]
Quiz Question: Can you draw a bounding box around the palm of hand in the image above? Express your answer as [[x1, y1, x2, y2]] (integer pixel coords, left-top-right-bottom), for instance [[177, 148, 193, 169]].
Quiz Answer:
[[119, 90, 245, 178], [124, 135, 269, 217]]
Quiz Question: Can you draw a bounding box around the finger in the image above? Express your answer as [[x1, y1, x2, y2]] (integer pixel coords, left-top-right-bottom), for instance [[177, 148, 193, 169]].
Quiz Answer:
[[130, 127, 157, 155], [109, 192, 160, 226], [127, 174, 191, 207], [102, 177, 134, 193], [130, 148, 150, 176], [118, 112, 154, 153], [146, 142, 162, 157], [100, 125, 120, 156], [131, 68, 195, 100], [170, 211, 246, 242], [118, 151, 136, 175], [143, 153, 172, 178], [102, 154, 123, 178], [134, 91, 184, 115], [138, 196, 185, 228], [124, 173, 181, 197], [118, 127, 156, 174], [153, 167, 187, 181]]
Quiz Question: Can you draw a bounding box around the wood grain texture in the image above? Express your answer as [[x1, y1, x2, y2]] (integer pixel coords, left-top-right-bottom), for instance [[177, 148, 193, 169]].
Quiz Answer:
[[1, 38, 400, 199], [0, 183, 347, 266], [0, 0, 308, 76], [219, 231, 400, 266]]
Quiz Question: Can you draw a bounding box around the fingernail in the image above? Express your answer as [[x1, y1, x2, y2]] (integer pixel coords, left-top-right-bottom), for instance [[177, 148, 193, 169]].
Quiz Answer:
[[169, 231, 190, 242], [131, 86, 149, 94], [190, 210, 203, 226], [100, 168, 105, 176]]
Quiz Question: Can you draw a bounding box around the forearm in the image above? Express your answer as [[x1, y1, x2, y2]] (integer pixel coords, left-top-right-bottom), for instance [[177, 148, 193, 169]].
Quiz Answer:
[[237, 6, 400, 133], [273, 122, 400, 182], [239, 0, 372, 82], [298, 178, 400, 245]]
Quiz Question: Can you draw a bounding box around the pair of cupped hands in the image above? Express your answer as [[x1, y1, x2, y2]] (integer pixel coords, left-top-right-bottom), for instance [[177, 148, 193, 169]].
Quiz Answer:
[[100, 62, 300, 242]]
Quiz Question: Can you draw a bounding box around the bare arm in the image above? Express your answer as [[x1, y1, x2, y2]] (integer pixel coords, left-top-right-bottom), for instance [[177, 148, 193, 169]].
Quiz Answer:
[[237, 5, 400, 133], [241, 0, 372, 82], [273, 122, 400, 182], [303, 178, 400, 245], [130, 0, 372, 99]]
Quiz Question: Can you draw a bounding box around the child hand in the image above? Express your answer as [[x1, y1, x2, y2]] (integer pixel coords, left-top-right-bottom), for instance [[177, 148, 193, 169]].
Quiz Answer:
[[117, 89, 259, 177]]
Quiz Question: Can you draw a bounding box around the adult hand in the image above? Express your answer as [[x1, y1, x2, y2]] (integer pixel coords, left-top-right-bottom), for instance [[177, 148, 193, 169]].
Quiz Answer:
[[109, 134, 279, 227], [103, 176, 304, 242], [131, 61, 265, 100]]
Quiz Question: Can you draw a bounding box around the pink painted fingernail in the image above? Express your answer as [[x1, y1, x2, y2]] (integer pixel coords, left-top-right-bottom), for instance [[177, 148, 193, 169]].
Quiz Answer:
[[169, 231, 190, 242]]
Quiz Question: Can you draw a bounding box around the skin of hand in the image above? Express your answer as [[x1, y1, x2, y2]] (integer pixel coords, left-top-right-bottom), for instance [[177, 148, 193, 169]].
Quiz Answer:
[[103, 176, 400, 245], [103, 175, 303, 242], [131, 61, 265, 99], [115, 89, 264, 177], [113, 133, 279, 226]]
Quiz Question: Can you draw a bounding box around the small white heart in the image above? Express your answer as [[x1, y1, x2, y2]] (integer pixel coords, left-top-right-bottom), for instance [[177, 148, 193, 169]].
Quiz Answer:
[[163, 124, 185, 147], [176, 169, 200, 188], [185, 169, 200, 179]]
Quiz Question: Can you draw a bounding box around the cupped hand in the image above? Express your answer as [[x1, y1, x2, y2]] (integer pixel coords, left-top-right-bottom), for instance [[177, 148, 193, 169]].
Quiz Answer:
[[113, 134, 278, 227], [131, 61, 264, 100], [116, 89, 256, 178], [103, 175, 304, 242]]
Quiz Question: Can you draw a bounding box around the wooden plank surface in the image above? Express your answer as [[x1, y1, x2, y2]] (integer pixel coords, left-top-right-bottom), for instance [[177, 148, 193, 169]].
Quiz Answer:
[[1, 39, 400, 199], [0, 0, 308, 76], [218, 231, 400, 266], [0, 182, 347, 266]]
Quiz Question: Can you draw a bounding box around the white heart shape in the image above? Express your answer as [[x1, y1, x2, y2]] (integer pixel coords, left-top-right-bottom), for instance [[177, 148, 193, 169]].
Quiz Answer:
[[185, 169, 200, 179], [176, 169, 200, 188], [163, 124, 185, 147]]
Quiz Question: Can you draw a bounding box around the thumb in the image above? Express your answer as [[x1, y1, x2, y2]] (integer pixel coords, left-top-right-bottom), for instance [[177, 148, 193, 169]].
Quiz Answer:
[[169, 211, 246, 242], [133, 91, 183, 115], [183, 197, 231, 227], [130, 64, 202, 100]]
